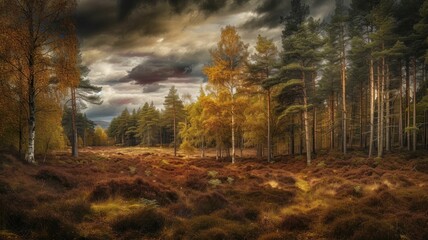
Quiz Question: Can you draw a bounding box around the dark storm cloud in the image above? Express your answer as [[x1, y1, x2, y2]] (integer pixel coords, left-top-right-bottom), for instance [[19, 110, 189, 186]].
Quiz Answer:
[[241, 0, 291, 29], [77, 0, 253, 39], [241, 0, 340, 30], [125, 57, 193, 85], [84, 104, 123, 121], [142, 83, 165, 93], [75, 1, 117, 37]]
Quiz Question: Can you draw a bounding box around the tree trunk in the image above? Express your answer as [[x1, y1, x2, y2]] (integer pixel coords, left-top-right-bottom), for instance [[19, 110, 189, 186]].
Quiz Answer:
[[267, 89, 272, 162], [377, 62, 383, 158], [412, 58, 417, 152], [330, 93, 335, 150], [399, 61, 403, 149], [368, 58, 375, 158], [302, 71, 311, 165], [173, 111, 177, 157], [406, 60, 411, 150], [385, 63, 390, 152], [341, 42, 347, 155], [231, 94, 236, 164], [71, 87, 78, 157], [290, 115, 295, 155], [25, 6, 36, 164], [360, 82, 363, 149], [313, 107, 317, 155]]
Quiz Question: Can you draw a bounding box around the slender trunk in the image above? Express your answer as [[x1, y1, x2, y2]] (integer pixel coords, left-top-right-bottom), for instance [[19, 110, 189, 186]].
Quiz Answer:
[[300, 113, 303, 156], [25, 5, 36, 164], [406, 60, 411, 150], [267, 89, 272, 162], [377, 63, 383, 157], [385, 63, 390, 152], [330, 93, 335, 150], [231, 90, 235, 163], [399, 61, 403, 149], [360, 81, 363, 149], [313, 108, 317, 155], [341, 40, 347, 155], [412, 58, 417, 151], [424, 110, 427, 149], [368, 58, 375, 158], [290, 116, 295, 155], [173, 111, 177, 156], [302, 71, 311, 165], [71, 87, 78, 157]]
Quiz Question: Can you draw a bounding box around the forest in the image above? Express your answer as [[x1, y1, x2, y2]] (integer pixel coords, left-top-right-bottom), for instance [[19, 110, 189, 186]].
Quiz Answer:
[[0, 0, 428, 239]]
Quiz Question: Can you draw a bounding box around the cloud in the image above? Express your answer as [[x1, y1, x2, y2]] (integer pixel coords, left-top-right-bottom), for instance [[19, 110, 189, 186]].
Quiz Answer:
[[143, 83, 165, 93], [122, 55, 198, 85]]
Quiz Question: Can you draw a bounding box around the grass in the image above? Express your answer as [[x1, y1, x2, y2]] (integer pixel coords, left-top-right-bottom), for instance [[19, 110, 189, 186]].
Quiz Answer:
[[0, 147, 428, 239]]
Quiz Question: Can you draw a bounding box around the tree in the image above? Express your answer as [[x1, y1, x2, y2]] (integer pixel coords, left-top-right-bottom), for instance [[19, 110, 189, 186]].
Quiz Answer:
[[0, 0, 78, 163], [163, 86, 185, 156], [269, 16, 323, 165], [247, 34, 279, 162], [204, 25, 249, 163]]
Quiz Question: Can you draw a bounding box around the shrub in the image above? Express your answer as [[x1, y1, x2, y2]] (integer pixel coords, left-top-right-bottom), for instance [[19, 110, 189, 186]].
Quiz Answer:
[[89, 178, 178, 205], [185, 174, 207, 191], [258, 232, 297, 240], [193, 192, 228, 215], [330, 215, 398, 240], [28, 209, 79, 240], [0, 180, 11, 194], [34, 167, 76, 189], [351, 219, 399, 240], [61, 198, 92, 222], [281, 214, 311, 231], [111, 208, 165, 237], [194, 227, 228, 240], [243, 188, 295, 205], [322, 206, 351, 224]]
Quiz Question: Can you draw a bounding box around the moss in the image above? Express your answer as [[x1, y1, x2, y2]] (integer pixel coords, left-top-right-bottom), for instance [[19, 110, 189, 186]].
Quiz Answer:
[[331, 214, 399, 240], [258, 232, 297, 240], [89, 178, 178, 204], [351, 219, 399, 240], [27, 209, 79, 240], [91, 199, 146, 220], [193, 192, 228, 215], [34, 167, 76, 189], [281, 213, 312, 231], [111, 208, 165, 237], [172, 215, 259, 240]]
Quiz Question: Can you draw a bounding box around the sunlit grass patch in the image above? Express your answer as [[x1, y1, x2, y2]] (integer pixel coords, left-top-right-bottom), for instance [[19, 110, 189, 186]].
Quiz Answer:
[[91, 199, 147, 220]]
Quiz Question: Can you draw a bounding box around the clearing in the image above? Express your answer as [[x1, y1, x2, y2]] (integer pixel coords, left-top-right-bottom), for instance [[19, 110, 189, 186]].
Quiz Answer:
[[1, 147, 428, 240]]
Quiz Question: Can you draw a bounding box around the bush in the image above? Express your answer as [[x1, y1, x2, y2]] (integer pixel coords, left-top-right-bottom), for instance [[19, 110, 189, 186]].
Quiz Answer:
[[0, 180, 11, 194], [185, 174, 207, 191], [258, 232, 297, 240], [281, 214, 311, 231], [111, 208, 165, 237], [194, 227, 228, 240], [61, 198, 92, 222], [89, 178, 178, 205], [243, 188, 295, 205], [183, 215, 260, 240], [352, 219, 399, 240], [331, 214, 399, 240], [28, 209, 79, 240], [193, 192, 228, 215], [34, 167, 76, 189]]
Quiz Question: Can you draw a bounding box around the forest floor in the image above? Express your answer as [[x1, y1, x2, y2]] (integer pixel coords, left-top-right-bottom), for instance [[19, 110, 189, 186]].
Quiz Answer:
[[1, 147, 428, 240]]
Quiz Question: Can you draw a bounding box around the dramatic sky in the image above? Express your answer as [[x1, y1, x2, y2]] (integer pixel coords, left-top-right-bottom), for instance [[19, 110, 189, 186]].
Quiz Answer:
[[77, 0, 348, 122]]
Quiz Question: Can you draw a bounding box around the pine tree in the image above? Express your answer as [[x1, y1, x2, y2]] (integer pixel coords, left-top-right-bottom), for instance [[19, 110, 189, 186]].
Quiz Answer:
[[163, 86, 185, 156], [247, 34, 278, 162]]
